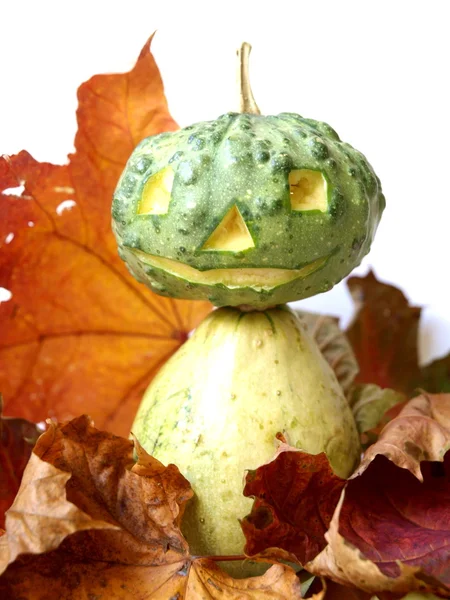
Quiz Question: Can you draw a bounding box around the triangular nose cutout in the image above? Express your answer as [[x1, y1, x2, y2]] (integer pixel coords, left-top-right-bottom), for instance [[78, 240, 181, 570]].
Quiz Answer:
[[202, 205, 255, 252]]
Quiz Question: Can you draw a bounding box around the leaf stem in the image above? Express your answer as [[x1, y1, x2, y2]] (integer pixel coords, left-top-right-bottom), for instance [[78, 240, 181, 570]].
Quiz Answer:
[[195, 554, 248, 562]]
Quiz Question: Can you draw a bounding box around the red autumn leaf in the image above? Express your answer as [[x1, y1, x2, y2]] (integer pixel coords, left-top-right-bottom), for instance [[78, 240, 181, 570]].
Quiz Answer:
[[0, 37, 211, 436], [341, 454, 450, 586], [0, 396, 43, 529], [307, 393, 450, 598], [241, 442, 346, 565], [346, 271, 450, 399], [0, 416, 304, 599], [346, 271, 421, 394]]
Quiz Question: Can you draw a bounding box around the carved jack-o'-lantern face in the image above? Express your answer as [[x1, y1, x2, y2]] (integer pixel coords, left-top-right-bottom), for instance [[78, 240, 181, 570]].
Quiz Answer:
[[112, 113, 384, 308]]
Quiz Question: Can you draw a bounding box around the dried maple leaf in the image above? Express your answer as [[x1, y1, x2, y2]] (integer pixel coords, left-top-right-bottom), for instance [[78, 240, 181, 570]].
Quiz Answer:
[[0, 395, 43, 529], [0, 37, 211, 436], [1, 415, 191, 571], [417, 354, 450, 395], [0, 416, 305, 599], [346, 272, 450, 399], [346, 271, 421, 394], [298, 311, 359, 396], [307, 393, 450, 598], [297, 311, 405, 443], [355, 392, 450, 479], [1, 555, 305, 599], [358, 398, 409, 451], [348, 383, 406, 441], [241, 442, 346, 565]]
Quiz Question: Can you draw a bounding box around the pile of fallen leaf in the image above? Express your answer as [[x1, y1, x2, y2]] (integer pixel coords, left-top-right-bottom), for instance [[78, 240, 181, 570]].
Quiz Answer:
[[1, 37, 449, 599]]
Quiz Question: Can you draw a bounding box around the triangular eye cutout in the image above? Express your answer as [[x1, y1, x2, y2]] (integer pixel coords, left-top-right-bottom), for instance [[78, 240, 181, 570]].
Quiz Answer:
[[202, 205, 255, 252]]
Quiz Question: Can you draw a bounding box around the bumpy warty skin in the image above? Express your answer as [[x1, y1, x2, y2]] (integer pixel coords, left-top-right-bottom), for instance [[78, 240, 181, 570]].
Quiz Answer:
[[112, 112, 385, 307]]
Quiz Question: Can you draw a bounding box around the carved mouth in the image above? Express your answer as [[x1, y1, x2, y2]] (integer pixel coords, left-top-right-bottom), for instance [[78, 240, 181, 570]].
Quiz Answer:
[[131, 250, 329, 291]]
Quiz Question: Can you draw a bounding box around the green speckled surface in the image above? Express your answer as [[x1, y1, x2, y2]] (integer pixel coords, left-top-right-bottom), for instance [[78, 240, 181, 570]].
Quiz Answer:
[[112, 112, 385, 306], [132, 306, 360, 561]]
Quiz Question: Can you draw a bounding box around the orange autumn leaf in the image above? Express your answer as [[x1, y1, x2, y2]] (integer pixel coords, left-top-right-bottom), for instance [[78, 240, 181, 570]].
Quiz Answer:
[[0, 37, 212, 435], [0, 416, 304, 599]]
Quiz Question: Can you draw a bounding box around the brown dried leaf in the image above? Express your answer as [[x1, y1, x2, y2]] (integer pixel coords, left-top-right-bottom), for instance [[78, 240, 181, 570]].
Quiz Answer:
[[355, 393, 450, 480], [348, 383, 406, 437], [416, 353, 450, 395], [298, 311, 359, 395], [346, 271, 421, 394], [185, 560, 304, 599], [0, 416, 304, 599], [1, 416, 191, 574], [346, 272, 450, 400], [0, 452, 117, 572], [0, 554, 304, 599]]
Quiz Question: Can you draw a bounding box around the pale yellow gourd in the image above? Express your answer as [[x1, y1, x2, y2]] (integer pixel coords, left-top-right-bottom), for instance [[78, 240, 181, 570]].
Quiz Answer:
[[132, 306, 360, 572]]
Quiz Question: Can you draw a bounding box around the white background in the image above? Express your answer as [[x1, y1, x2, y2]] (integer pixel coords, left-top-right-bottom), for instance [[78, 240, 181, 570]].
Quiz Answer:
[[1, 0, 450, 363]]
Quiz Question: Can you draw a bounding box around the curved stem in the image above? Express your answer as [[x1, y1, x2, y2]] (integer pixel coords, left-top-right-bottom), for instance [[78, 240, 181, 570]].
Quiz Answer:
[[195, 554, 248, 562], [237, 42, 261, 115]]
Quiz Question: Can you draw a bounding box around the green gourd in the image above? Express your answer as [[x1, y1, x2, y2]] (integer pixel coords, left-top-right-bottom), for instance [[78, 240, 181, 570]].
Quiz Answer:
[[112, 47, 384, 310]]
